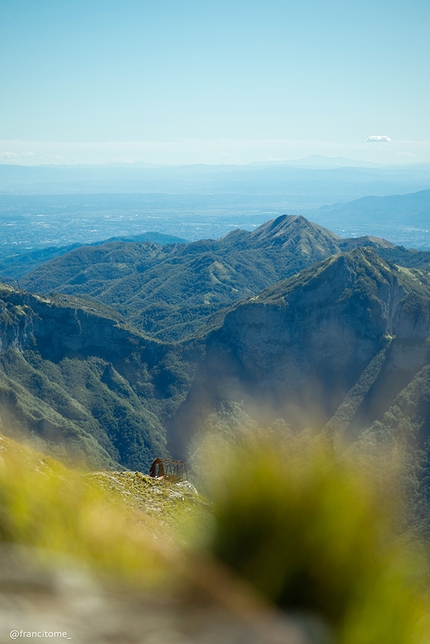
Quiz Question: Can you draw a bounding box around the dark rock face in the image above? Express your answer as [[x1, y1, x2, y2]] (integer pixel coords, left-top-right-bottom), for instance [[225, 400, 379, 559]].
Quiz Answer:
[[0, 286, 140, 361], [0, 285, 193, 472], [0, 290, 37, 354], [168, 249, 430, 456]]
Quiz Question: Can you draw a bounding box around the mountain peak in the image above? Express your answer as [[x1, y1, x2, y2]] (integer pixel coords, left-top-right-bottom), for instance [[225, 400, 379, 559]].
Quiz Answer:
[[249, 214, 340, 255], [252, 214, 317, 237]]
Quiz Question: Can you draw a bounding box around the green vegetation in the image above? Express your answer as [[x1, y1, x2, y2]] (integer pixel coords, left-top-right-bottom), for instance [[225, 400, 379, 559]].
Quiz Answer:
[[197, 435, 430, 643], [0, 283, 197, 472], [378, 245, 430, 272], [0, 433, 172, 584], [0, 349, 168, 471], [0, 232, 187, 282], [20, 215, 367, 341], [2, 221, 430, 500], [168, 247, 430, 459], [87, 470, 206, 533], [357, 363, 430, 530], [1, 430, 430, 643], [255, 246, 430, 305], [20, 215, 430, 342], [3, 199, 430, 635]]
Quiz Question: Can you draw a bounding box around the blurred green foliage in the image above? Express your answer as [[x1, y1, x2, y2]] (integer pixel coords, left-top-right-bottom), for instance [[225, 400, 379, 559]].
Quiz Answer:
[[1, 429, 430, 643], [197, 435, 430, 643], [0, 433, 170, 585]]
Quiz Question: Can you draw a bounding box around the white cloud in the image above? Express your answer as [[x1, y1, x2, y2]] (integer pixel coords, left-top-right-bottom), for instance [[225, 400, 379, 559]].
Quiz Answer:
[[0, 151, 35, 161], [365, 135, 392, 143]]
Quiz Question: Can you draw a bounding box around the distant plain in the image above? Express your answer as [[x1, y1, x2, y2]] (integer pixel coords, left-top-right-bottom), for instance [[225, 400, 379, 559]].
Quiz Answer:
[[1, 161, 430, 252]]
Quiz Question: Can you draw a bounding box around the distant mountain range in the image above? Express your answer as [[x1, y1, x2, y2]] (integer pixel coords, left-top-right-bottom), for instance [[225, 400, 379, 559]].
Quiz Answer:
[[309, 188, 430, 248], [252, 155, 382, 168], [315, 187, 430, 228], [1, 162, 429, 201]]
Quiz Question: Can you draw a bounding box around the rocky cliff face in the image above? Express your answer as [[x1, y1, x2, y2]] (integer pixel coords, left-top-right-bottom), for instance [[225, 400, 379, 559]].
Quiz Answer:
[[168, 249, 430, 455], [0, 287, 38, 353], [0, 284, 195, 472], [0, 285, 137, 359]]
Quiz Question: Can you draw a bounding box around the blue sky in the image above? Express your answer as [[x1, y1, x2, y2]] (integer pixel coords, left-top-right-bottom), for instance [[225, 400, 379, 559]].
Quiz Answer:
[[1, 0, 429, 164]]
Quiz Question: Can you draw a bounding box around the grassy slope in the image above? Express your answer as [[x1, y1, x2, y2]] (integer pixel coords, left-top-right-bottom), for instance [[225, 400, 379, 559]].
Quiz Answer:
[[0, 435, 206, 584]]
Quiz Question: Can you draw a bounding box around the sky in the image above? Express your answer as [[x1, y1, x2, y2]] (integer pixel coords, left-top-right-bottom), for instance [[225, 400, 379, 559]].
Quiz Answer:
[[1, 0, 429, 165]]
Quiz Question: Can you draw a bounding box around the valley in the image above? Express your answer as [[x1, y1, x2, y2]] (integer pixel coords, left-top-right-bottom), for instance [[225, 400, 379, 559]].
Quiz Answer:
[[1, 213, 430, 528]]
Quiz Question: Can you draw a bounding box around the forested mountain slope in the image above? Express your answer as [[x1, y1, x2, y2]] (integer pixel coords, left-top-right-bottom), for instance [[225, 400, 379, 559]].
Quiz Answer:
[[0, 231, 186, 282], [169, 248, 430, 462], [3, 240, 430, 490], [21, 215, 396, 341], [0, 284, 198, 471]]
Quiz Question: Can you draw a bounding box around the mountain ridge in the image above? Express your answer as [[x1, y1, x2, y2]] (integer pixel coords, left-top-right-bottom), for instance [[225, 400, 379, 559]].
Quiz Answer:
[[1, 243, 430, 506], [0, 231, 187, 282], [0, 282, 198, 471], [20, 215, 400, 341], [309, 188, 430, 249], [167, 247, 430, 457]]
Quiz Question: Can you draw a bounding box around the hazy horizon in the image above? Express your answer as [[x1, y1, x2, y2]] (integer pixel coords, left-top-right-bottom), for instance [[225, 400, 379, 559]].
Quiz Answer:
[[1, 141, 430, 167]]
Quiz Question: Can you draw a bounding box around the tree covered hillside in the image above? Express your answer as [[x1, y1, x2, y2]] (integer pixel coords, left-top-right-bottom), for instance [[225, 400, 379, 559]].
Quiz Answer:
[[169, 248, 430, 471], [21, 215, 397, 341], [2, 220, 430, 495], [0, 231, 187, 282], [0, 284, 199, 471]]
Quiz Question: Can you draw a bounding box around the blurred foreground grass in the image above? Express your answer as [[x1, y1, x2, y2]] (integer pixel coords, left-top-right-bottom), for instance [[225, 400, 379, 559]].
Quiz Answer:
[[194, 435, 430, 644], [0, 433, 175, 587], [0, 431, 430, 643]]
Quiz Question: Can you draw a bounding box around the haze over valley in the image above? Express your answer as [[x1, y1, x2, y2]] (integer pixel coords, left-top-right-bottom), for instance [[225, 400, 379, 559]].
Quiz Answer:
[[1, 162, 430, 265]]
